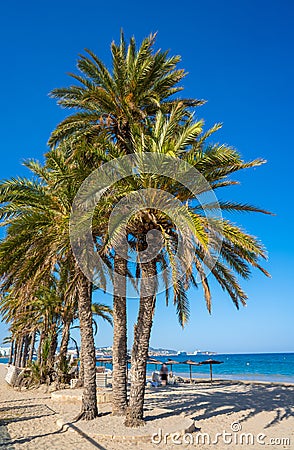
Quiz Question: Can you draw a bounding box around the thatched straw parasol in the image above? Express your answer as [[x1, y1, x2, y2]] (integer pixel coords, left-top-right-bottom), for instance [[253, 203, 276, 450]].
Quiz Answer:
[[183, 359, 199, 382], [96, 357, 113, 366], [197, 359, 223, 383], [147, 357, 163, 371], [166, 359, 179, 373]]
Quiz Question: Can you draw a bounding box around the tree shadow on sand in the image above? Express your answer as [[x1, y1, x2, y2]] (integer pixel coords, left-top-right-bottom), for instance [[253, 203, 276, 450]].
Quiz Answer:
[[144, 382, 294, 429], [0, 396, 50, 404], [0, 422, 15, 450], [0, 403, 56, 425], [0, 421, 107, 450], [0, 426, 67, 448], [0, 404, 107, 449]]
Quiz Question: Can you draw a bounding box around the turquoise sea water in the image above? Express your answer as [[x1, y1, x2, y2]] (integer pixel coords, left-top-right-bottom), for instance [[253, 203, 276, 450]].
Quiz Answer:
[[2, 353, 293, 383], [98, 352, 294, 383], [146, 353, 294, 383]]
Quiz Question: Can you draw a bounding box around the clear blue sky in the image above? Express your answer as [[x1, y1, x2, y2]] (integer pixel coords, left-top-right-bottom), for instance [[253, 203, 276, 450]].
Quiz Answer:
[[0, 0, 293, 353]]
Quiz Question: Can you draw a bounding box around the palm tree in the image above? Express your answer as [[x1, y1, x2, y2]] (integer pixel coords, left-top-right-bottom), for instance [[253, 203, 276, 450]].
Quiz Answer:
[[0, 289, 39, 368], [0, 152, 109, 419], [0, 284, 57, 376], [97, 107, 271, 426], [66, 106, 270, 425], [48, 32, 202, 415], [48, 32, 202, 151], [47, 33, 271, 426]]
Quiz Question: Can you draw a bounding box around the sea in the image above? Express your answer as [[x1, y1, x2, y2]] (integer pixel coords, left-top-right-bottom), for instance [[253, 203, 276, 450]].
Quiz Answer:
[[1, 352, 293, 383], [146, 353, 294, 383]]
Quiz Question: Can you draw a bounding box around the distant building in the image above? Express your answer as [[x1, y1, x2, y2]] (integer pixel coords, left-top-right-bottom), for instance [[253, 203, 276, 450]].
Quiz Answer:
[[95, 346, 112, 357], [0, 347, 10, 357]]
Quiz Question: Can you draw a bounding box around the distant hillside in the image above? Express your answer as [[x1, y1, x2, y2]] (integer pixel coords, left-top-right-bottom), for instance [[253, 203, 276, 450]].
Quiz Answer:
[[149, 346, 177, 354]]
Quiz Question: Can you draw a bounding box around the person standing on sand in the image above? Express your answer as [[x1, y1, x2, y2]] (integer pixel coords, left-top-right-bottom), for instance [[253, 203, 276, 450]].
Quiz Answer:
[[160, 363, 168, 386]]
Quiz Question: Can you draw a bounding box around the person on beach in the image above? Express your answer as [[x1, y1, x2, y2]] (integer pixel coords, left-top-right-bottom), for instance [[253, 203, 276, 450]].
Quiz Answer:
[[151, 371, 160, 387], [160, 363, 168, 386]]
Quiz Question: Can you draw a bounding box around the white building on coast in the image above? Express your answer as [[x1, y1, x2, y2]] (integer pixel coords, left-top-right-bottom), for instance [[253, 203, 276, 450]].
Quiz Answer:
[[0, 347, 10, 357]]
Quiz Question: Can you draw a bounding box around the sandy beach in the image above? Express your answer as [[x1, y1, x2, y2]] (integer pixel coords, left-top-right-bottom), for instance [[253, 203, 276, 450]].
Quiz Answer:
[[0, 363, 293, 449]]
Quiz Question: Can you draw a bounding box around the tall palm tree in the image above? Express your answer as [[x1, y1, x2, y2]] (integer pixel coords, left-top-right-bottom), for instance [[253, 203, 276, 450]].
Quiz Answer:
[[97, 106, 271, 426], [48, 32, 202, 415], [48, 32, 202, 151], [0, 152, 109, 419], [0, 291, 30, 368], [0, 280, 60, 375]]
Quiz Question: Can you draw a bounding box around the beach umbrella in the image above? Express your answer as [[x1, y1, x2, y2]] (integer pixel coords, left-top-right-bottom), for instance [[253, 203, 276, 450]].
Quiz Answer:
[[197, 359, 223, 383], [147, 357, 163, 371], [183, 359, 199, 382], [96, 357, 113, 367], [166, 359, 179, 373]]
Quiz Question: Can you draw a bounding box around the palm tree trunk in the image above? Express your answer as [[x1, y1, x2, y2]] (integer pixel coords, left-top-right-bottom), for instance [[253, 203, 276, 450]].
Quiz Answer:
[[59, 320, 71, 361], [15, 336, 24, 367], [58, 319, 71, 373], [76, 269, 98, 420], [21, 334, 30, 368], [37, 331, 43, 364], [70, 336, 82, 385], [76, 344, 84, 387], [8, 340, 14, 365], [125, 259, 156, 427], [28, 332, 36, 363], [13, 339, 18, 365], [48, 327, 58, 368], [112, 254, 128, 415]]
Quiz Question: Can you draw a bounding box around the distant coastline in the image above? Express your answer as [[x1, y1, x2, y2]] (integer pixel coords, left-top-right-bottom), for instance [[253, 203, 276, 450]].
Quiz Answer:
[[1, 353, 293, 383]]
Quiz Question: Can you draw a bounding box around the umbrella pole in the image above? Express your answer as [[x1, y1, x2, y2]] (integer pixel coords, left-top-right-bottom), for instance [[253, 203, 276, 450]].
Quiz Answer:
[[210, 363, 212, 384], [190, 365, 192, 383]]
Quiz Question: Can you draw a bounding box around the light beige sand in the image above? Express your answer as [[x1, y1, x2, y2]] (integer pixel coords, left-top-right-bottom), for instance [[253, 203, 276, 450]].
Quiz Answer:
[[0, 363, 293, 449]]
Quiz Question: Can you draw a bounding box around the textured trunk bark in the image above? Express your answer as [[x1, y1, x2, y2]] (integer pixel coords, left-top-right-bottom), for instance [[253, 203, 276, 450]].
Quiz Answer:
[[59, 320, 71, 366], [28, 332, 35, 363], [112, 254, 128, 415], [13, 339, 18, 365], [58, 320, 71, 380], [15, 336, 23, 367], [21, 334, 29, 368], [125, 259, 156, 427], [8, 340, 14, 365], [76, 269, 98, 420], [48, 327, 58, 368], [76, 344, 84, 387]]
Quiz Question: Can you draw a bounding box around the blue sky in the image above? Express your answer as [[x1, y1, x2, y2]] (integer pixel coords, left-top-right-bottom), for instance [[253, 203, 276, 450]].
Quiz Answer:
[[0, 0, 293, 353]]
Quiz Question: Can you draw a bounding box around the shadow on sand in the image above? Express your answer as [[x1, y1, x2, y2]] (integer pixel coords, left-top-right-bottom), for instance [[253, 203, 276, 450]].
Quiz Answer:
[[144, 381, 294, 429], [0, 399, 107, 449], [0, 421, 15, 450]]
